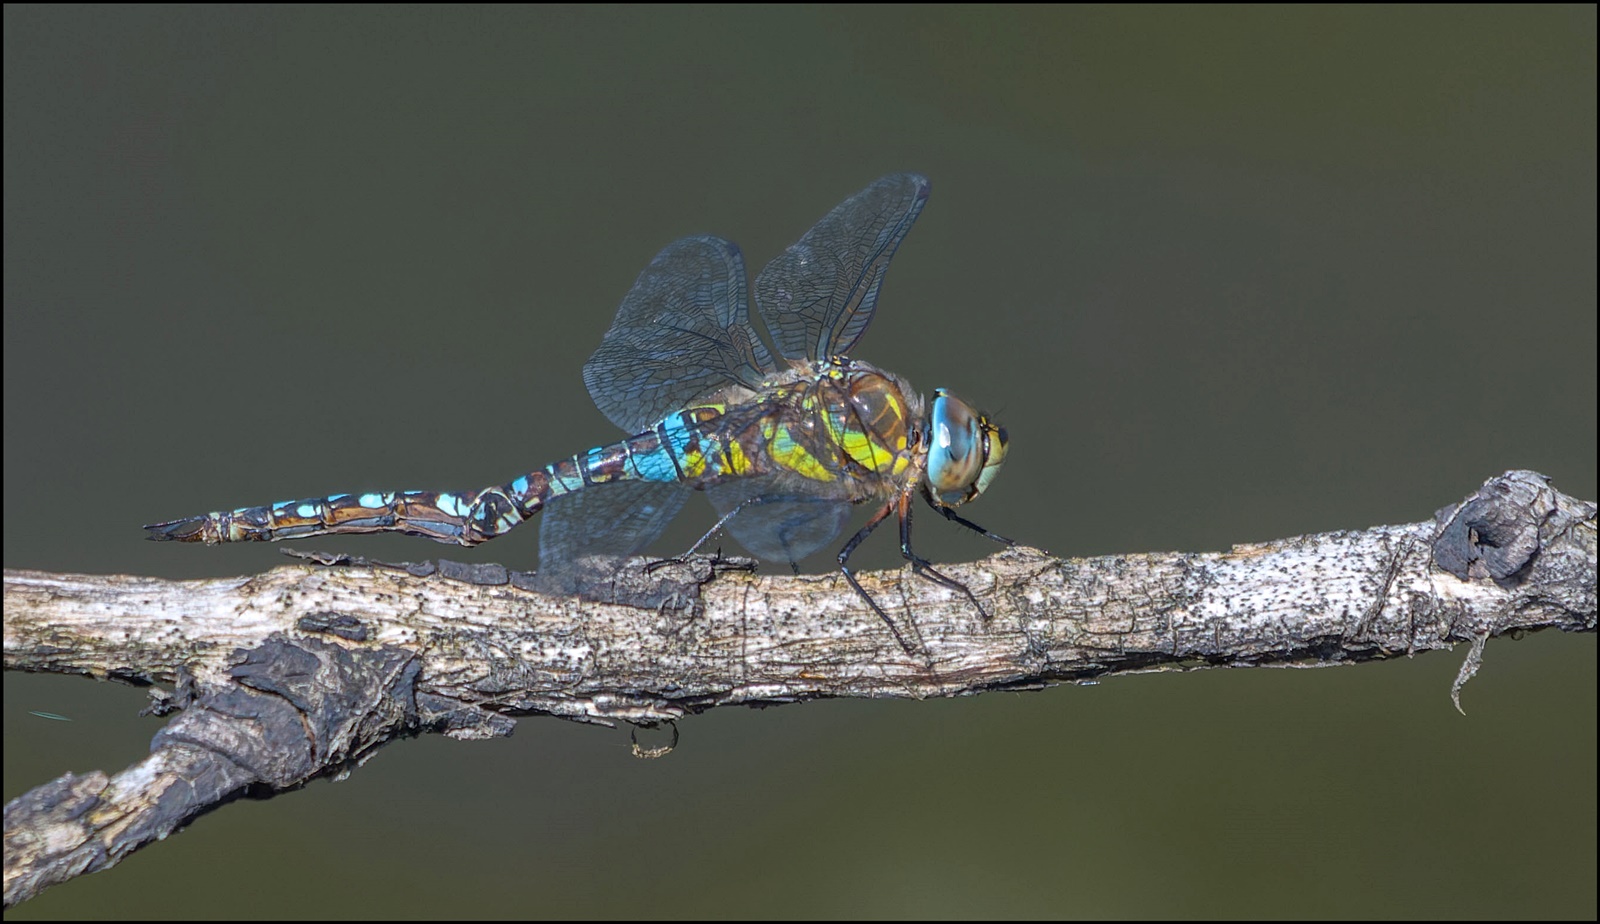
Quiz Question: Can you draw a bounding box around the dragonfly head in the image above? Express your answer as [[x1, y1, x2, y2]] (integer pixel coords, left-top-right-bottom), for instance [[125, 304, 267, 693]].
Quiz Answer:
[[924, 388, 1008, 507]]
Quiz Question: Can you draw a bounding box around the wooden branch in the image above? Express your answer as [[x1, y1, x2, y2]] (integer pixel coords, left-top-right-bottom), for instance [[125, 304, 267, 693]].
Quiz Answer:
[[3, 469, 1594, 906]]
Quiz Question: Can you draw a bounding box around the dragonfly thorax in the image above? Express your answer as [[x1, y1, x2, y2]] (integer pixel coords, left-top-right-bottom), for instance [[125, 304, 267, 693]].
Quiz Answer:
[[751, 358, 924, 491]]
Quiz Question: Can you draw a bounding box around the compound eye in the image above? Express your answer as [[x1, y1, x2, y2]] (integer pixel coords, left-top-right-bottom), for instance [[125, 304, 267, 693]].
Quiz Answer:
[[926, 390, 984, 505]]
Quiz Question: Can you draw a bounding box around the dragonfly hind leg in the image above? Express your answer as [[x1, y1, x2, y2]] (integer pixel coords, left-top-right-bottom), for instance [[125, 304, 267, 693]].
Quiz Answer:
[[650, 489, 849, 579]]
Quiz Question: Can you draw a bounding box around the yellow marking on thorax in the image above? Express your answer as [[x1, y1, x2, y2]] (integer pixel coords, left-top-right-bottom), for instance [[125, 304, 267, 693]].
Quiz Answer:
[[827, 388, 911, 477], [762, 417, 836, 482]]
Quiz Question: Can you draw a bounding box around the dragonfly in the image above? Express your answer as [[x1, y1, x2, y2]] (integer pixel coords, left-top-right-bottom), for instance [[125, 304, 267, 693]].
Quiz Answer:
[[145, 174, 1011, 650]]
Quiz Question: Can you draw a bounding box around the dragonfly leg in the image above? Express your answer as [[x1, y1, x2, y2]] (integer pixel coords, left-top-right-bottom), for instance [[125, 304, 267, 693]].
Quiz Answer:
[[648, 492, 828, 574], [921, 485, 1014, 546], [837, 501, 918, 655], [644, 494, 780, 575], [678, 499, 756, 560], [899, 493, 992, 621]]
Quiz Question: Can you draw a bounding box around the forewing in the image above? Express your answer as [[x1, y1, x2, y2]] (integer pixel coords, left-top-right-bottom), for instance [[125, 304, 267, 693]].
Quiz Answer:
[[584, 236, 776, 434], [754, 174, 931, 362]]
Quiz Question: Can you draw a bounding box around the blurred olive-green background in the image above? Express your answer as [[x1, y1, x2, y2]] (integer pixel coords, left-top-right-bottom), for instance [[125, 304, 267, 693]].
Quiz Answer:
[[5, 5, 1594, 919]]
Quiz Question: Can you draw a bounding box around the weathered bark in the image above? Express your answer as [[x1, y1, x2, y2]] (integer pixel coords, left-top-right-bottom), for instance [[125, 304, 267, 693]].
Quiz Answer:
[[4, 470, 1594, 906]]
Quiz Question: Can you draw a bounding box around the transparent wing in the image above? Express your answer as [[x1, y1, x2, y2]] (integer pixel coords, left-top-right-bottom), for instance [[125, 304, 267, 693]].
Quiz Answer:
[[583, 235, 777, 434], [536, 481, 691, 591], [705, 479, 856, 566], [754, 173, 931, 362]]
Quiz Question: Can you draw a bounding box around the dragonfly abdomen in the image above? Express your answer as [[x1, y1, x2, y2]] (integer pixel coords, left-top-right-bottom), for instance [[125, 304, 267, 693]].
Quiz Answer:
[[141, 485, 540, 546], [141, 407, 754, 547]]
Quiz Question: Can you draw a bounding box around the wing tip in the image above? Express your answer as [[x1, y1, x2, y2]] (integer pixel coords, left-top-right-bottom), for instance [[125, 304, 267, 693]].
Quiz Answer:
[[878, 172, 931, 201]]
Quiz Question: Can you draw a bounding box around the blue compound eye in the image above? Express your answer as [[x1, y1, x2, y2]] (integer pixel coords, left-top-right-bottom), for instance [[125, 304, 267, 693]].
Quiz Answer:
[[925, 389, 1007, 506], [926, 390, 985, 505]]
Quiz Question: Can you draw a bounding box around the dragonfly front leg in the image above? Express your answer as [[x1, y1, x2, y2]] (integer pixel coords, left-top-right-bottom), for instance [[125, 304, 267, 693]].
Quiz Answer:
[[921, 484, 1014, 547]]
